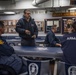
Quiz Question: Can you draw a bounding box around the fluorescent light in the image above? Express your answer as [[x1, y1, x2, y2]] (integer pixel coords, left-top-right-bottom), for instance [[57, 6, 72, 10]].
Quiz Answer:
[[68, 7, 76, 10], [4, 11, 15, 14]]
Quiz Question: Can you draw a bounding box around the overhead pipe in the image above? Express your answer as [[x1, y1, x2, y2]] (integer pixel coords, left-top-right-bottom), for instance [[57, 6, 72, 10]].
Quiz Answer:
[[32, 0, 50, 6]]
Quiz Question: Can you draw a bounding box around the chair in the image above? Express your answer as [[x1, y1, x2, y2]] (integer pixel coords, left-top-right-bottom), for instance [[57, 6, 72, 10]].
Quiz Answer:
[[22, 57, 51, 75], [0, 64, 28, 75], [0, 64, 17, 75], [53, 61, 76, 75]]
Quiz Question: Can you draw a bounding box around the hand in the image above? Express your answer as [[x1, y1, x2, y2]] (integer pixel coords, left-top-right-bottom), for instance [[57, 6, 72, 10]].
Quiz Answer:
[[32, 35, 36, 38], [55, 43, 62, 47], [25, 30, 31, 35]]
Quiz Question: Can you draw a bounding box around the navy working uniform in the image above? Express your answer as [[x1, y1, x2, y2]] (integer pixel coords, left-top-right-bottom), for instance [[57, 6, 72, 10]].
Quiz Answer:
[[0, 36, 26, 74], [61, 32, 76, 65], [44, 30, 60, 47], [16, 16, 38, 46]]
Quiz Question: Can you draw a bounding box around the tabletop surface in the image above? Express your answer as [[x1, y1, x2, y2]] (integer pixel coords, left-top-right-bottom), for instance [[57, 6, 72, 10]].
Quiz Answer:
[[13, 46, 63, 58], [6, 39, 44, 43]]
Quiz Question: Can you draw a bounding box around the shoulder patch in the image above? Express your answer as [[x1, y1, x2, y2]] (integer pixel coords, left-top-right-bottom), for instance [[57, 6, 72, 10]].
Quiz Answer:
[[0, 40, 4, 44]]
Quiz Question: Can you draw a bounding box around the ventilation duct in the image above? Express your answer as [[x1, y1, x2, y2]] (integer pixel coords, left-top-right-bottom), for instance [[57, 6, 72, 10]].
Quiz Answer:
[[32, 0, 50, 6]]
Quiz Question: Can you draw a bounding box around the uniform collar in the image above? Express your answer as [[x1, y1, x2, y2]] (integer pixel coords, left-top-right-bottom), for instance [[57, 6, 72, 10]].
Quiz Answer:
[[23, 15, 31, 21]]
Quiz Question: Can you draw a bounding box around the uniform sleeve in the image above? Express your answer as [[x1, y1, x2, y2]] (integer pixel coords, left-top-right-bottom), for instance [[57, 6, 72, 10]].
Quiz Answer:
[[0, 39, 15, 56], [33, 21, 38, 37], [55, 36, 61, 43], [61, 35, 67, 49], [48, 33, 57, 46], [15, 19, 25, 34]]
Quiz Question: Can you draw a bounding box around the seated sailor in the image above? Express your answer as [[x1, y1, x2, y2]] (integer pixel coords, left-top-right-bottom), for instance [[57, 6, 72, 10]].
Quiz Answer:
[[0, 21, 27, 74]]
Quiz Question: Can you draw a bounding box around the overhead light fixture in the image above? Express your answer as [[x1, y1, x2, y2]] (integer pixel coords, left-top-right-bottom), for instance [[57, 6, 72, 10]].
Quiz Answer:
[[32, 0, 50, 6], [4, 11, 15, 14], [68, 7, 76, 10]]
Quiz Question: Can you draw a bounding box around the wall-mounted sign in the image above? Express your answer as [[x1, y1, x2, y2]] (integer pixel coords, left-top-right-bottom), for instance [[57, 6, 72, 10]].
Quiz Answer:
[[52, 12, 76, 17], [45, 19, 61, 33]]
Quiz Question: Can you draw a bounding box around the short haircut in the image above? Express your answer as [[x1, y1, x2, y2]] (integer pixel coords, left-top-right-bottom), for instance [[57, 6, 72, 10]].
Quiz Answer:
[[51, 25, 57, 29], [23, 9, 30, 14], [72, 21, 76, 31], [0, 21, 4, 28]]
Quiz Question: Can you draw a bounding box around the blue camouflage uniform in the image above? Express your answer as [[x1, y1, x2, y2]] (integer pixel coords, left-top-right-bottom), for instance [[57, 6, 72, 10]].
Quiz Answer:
[[44, 30, 60, 47], [0, 36, 25, 74], [16, 16, 38, 46], [61, 32, 76, 65]]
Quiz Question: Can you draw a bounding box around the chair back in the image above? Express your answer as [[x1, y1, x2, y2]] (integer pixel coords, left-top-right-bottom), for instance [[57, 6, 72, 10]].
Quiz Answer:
[[22, 57, 51, 75], [54, 61, 76, 75]]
